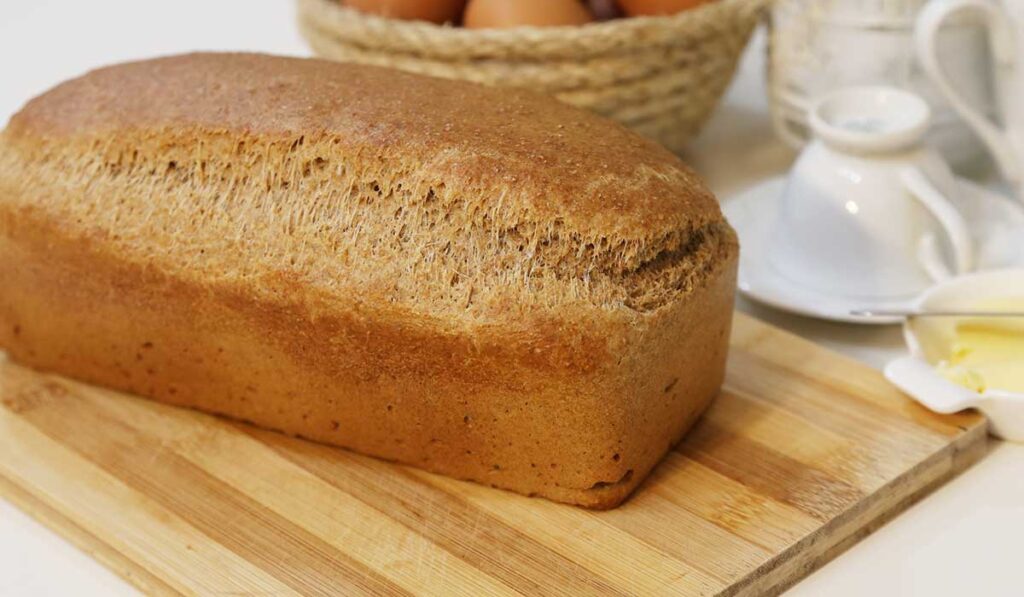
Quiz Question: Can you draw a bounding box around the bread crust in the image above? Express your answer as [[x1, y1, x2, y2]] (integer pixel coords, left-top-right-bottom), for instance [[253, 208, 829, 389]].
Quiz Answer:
[[6, 52, 720, 242], [0, 53, 738, 508]]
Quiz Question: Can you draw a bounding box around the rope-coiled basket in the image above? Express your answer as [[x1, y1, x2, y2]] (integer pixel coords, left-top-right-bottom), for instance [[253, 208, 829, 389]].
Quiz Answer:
[[297, 0, 768, 152]]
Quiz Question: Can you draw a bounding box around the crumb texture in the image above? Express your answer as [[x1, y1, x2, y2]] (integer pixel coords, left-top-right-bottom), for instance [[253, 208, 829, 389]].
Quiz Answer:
[[0, 52, 732, 322]]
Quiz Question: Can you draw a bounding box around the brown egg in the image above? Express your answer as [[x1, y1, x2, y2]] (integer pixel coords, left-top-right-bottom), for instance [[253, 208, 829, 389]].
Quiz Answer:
[[345, 0, 467, 24], [464, 0, 594, 28], [588, 0, 624, 20], [618, 0, 710, 16]]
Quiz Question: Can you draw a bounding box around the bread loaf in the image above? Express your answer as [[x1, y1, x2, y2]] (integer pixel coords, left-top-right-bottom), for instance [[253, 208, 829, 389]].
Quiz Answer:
[[0, 53, 738, 508]]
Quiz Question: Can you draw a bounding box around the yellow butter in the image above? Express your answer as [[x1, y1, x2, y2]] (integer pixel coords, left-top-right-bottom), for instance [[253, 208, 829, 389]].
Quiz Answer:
[[936, 298, 1024, 394]]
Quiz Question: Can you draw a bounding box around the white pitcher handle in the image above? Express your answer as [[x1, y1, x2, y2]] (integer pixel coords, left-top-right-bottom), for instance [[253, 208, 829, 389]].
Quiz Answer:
[[885, 356, 981, 414], [915, 0, 1021, 184], [901, 167, 973, 280]]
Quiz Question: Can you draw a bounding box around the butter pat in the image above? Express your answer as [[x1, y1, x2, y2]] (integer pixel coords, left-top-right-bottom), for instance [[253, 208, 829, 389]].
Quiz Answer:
[[936, 298, 1024, 394]]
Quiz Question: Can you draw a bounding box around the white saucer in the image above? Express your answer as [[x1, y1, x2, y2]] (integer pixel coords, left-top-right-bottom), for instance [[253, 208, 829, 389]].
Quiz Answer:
[[723, 176, 1024, 325]]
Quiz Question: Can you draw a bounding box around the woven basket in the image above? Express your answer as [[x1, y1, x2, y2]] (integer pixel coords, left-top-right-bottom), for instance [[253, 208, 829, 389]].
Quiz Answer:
[[297, 0, 768, 152]]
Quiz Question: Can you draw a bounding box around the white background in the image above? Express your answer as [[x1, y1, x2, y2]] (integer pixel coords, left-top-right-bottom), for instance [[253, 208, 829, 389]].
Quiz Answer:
[[1, 1, 1023, 594]]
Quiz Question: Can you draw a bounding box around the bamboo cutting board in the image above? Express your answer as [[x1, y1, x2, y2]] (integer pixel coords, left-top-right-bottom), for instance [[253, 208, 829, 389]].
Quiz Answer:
[[0, 313, 985, 596]]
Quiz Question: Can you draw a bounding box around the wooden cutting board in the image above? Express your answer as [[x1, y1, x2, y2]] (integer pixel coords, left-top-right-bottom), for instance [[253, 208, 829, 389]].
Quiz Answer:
[[0, 313, 986, 596]]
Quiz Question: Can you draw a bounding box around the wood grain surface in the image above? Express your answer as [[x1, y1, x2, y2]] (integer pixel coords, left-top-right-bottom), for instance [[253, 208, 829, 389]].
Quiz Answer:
[[0, 313, 987, 596]]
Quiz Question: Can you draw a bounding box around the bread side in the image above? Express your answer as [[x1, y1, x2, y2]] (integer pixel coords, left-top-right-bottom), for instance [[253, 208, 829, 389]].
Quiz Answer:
[[0, 53, 738, 507]]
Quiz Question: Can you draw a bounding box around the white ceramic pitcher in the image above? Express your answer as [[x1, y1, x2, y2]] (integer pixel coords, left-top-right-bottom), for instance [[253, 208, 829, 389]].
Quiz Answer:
[[917, 0, 1024, 198]]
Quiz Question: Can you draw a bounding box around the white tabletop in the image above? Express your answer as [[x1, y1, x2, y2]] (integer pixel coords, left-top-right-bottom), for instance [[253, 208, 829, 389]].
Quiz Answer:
[[1, 2, 1022, 595]]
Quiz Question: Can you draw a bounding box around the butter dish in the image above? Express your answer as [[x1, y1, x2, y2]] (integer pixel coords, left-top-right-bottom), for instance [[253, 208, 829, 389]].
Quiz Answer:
[[886, 269, 1024, 441]]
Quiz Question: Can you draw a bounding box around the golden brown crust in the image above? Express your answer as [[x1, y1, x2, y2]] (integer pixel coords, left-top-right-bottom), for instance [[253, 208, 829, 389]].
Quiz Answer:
[[0, 207, 735, 508], [0, 53, 738, 507], [6, 52, 720, 242]]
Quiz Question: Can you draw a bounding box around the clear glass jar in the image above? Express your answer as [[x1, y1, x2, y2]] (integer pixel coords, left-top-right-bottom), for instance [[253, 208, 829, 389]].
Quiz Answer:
[[768, 0, 994, 169]]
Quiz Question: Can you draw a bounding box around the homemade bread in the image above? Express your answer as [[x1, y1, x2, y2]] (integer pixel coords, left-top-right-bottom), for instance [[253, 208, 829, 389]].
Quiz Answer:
[[0, 53, 738, 508]]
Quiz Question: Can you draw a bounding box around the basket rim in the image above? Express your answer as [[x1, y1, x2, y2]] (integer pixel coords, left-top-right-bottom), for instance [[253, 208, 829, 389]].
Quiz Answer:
[[298, 0, 769, 59]]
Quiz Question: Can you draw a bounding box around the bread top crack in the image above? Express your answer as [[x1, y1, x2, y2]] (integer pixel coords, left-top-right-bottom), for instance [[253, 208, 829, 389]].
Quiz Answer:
[[0, 52, 735, 326]]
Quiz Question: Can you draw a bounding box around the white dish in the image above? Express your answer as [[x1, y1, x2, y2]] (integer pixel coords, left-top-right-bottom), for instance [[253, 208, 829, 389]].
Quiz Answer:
[[885, 268, 1024, 441], [723, 176, 1024, 324]]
